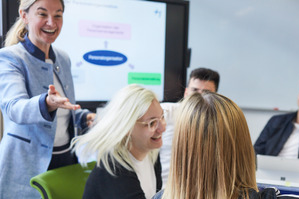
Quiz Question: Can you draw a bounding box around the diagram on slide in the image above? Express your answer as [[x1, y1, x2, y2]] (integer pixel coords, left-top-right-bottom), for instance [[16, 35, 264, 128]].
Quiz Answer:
[[54, 0, 166, 101]]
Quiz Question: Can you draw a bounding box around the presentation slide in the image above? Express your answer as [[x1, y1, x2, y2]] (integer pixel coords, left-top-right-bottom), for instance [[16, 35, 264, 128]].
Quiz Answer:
[[54, 0, 166, 101]]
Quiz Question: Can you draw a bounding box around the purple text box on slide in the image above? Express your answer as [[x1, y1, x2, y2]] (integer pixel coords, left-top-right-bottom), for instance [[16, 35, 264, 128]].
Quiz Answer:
[[79, 20, 131, 39]]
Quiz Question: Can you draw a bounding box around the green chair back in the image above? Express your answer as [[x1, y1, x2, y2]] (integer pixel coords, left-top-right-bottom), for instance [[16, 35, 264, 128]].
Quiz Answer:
[[30, 161, 96, 199]]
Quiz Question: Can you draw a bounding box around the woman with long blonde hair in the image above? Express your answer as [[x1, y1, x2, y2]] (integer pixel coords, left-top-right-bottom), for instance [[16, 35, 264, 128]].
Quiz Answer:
[[153, 92, 287, 199]]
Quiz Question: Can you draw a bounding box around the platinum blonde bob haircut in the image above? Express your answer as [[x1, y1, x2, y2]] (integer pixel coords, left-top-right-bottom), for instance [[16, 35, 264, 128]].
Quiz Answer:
[[72, 84, 159, 175]]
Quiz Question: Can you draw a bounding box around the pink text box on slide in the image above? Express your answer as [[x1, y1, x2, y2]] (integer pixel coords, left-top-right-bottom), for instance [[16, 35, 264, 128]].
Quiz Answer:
[[79, 20, 131, 39]]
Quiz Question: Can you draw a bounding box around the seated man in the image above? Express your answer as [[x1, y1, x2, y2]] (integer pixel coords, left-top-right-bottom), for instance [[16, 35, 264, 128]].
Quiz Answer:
[[160, 67, 220, 186], [254, 97, 299, 158]]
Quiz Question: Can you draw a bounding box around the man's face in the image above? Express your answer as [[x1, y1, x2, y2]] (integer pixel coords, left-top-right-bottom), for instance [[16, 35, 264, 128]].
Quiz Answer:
[[184, 78, 217, 98]]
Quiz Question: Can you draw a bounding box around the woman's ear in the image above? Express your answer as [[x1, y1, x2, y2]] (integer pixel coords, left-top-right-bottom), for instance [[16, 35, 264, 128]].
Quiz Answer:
[[124, 132, 132, 148], [19, 10, 28, 24]]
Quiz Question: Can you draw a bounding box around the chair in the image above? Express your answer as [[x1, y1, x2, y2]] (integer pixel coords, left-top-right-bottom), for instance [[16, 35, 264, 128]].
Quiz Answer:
[[30, 161, 96, 199]]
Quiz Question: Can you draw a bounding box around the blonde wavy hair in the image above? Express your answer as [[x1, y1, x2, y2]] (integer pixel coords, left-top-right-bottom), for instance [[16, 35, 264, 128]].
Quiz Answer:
[[72, 84, 160, 175], [162, 92, 257, 199], [4, 0, 64, 47]]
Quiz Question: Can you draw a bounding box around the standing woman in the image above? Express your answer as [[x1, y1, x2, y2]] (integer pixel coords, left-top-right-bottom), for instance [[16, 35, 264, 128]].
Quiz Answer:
[[73, 84, 165, 199], [0, 0, 95, 198]]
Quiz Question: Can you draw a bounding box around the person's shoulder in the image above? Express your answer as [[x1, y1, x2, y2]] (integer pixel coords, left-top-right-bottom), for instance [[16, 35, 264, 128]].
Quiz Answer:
[[255, 188, 299, 199], [92, 158, 135, 179], [0, 43, 23, 56], [238, 188, 276, 199], [0, 43, 27, 65], [239, 188, 276, 199], [257, 188, 277, 198], [52, 46, 70, 60], [52, 45, 65, 53], [160, 102, 180, 124], [268, 111, 297, 123], [160, 102, 180, 112], [161, 102, 178, 108]]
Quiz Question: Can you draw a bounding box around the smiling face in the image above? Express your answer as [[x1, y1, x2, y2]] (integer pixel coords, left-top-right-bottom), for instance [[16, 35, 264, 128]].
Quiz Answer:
[[129, 99, 166, 161], [20, 0, 63, 55]]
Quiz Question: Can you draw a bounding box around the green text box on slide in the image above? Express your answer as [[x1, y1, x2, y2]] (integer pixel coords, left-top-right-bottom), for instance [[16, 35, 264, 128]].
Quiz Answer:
[[128, 73, 161, 85]]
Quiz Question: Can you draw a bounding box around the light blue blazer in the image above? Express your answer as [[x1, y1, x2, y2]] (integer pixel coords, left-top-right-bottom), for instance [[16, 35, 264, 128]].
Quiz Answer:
[[0, 42, 89, 198]]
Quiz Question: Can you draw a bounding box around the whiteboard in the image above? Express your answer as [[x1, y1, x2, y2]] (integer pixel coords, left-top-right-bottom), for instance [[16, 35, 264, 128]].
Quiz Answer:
[[188, 0, 299, 111]]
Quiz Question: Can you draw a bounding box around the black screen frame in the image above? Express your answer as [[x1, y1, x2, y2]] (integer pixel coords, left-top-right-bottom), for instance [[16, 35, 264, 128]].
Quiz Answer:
[[1, 0, 19, 47], [79, 0, 190, 112], [1, 0, 190, 112]]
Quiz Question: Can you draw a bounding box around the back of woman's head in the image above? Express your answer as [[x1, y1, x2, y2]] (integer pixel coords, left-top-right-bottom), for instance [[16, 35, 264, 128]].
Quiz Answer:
[[73, 84, 158, 173], [4, 0, 65, 47], [164, 92, 257, 199]]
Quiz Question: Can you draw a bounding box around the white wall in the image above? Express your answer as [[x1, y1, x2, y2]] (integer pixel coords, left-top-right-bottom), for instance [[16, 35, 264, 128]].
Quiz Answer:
[[187, 0, 296, 143], [187, 0, 299, 111], [186, 66, 288, 144]]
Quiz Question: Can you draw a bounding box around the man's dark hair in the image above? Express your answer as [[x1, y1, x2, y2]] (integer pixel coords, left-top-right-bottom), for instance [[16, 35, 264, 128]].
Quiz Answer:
[[188, 68, 220, 91]]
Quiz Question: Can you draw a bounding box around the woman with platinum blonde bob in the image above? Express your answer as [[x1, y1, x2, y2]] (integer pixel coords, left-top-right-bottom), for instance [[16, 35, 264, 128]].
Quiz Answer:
[[153, 92, 294, 199], [73, 84, 165, 199]]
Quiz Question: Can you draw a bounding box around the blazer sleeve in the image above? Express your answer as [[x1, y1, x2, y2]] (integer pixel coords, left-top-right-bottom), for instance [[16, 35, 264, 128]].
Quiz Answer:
[[0, 49, 50, 124], [254, 117, 275, 155]]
